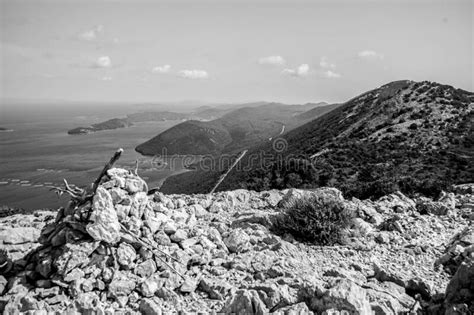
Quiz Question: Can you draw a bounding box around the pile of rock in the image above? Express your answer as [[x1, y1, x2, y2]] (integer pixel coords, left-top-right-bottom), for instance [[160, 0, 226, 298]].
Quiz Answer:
[[0, 167, 473, 314]]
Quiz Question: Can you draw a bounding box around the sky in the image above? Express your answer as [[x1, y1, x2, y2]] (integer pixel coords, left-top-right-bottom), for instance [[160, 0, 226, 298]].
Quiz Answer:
[[0, 0, 472, 105]]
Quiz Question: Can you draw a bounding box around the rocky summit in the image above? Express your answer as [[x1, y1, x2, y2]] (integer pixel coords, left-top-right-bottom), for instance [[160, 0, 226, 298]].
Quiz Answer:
[[0, 168, 473, 314]]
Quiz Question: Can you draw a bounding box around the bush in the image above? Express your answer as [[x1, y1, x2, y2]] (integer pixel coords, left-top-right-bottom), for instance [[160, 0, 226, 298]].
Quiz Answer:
[[273, 195, 352, 245]]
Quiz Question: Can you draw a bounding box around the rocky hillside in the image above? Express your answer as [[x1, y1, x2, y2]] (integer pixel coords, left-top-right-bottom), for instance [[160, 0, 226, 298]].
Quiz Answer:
[[0, 168, 473, 314], [162, 80, 473, 198], [135, 102, 340, 156]]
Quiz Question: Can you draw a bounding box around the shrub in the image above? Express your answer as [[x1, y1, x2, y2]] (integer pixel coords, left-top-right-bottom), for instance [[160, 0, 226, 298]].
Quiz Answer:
[[273, 195, 352, 245], [409, 123, 418, 130]]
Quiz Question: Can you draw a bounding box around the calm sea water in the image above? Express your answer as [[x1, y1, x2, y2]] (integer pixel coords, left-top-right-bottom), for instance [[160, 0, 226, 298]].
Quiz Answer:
[[0, 104, 190, 210]]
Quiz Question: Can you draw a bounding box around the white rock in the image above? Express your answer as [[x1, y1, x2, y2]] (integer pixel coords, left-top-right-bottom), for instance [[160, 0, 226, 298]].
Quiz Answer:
[[116, 243, 137, 268], [224, 229, 250, 253], [86, 186, 121, 244], [0, 227, 40, 245]]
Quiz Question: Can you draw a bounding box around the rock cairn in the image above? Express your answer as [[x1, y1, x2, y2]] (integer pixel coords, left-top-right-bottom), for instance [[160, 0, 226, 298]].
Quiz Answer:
[[0, 150, 473, 314]]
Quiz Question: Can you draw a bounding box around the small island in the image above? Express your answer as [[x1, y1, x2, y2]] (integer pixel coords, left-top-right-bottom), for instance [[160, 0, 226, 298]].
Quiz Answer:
[[68, 118, 132, 135], [0, 127, 13, 132]]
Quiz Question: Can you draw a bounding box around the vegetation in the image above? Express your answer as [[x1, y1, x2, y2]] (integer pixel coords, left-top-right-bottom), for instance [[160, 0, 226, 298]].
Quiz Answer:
[[272, 195, 352, 245], [136, 102, 341, 156], [161, 80, 474, 200]]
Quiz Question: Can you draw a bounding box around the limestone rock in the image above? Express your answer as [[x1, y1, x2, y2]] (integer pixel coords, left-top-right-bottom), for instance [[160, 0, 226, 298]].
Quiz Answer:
[[221, 289, 268, 314], [139, 298, 162, 315], [0, 227, 40, 245], [199, 278, 232, 300], [86, 186, 121, 244], [224, 228, 251, 253], [311, 279, 372, 314], [116, 243, 137, 268]]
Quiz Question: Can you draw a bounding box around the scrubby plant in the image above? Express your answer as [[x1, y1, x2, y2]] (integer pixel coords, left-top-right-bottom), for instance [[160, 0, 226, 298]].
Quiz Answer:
[[273, 195, 353, 245]]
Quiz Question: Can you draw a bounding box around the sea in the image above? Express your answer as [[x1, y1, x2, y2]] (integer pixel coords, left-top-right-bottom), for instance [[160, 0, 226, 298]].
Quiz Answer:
[[0, 102, 193, 210]]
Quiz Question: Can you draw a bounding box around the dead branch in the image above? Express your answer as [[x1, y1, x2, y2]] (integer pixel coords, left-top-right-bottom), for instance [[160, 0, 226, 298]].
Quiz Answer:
[[210, 149, 247, 194], [92, 148, 124, 194]]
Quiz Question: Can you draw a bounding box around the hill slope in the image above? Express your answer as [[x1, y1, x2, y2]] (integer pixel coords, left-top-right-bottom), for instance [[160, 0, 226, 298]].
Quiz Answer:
[[161, 80, 474, 198], [135, 102, 339, 156]]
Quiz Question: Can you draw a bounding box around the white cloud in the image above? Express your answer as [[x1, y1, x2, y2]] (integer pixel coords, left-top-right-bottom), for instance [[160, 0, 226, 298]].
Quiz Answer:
[[319, 56, 335, 69], [95, 56, 112, 68], [258, 55, 286, 66], [101, 76, 112, 81], [322, 70, 341, 78], [282, 64, 310, 77], [179, 69, 209, 79], [152, 65, 171, 74], [79, 25, 104, 41], [358, 50, 384, 60]]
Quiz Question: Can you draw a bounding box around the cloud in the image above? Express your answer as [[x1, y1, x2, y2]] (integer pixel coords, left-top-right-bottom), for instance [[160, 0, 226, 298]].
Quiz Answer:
[[258, 55, 286, 66], [101, 76, 112, 81], [179, 69, 209, 79], [79, 25, 104, 41], [322, 70, 341, 78], [319, 56, 335, 69], [282, 64, 310, 77], [152, 65, 171, 74], [358, 50, 384, 60], [95, 56, 112, 68]]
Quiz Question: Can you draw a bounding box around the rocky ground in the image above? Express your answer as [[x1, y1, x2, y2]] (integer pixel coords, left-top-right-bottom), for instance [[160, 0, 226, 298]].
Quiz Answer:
[[0, 168, 473, 314]]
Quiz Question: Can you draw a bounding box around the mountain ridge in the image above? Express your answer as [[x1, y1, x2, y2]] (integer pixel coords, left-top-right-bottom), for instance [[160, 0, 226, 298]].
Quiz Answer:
[[161, 80, 474, 198]]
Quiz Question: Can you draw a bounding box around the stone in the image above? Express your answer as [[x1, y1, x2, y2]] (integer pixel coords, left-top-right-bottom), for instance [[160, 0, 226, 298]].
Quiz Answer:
[[154, 230, 172, 246], [191, 204, 208, 218], [406, 277, 432, 301], [116, 243, 137, 268], [75, 292, 101, 313], [135, 259, 157, 278], [129, 192, 149, 218], [108, 272, 137, 299], [139, 298, 162, 315], [64, 268, 85, 283], [199, 278, 232, 300], [109, 188, 128, 205], [224, 228, 251, 253], [221, 289, 268, 314], [140, 277, 161, 297], [170, 229, 188, 243], [444, 257, 474, 306], [417, 201, 451, 216], [0, 227, 40, 245], [163, 221, 177, 235], [273, 302, 311, 315], [375, 232, 391, 244], [0, 275, 6, 295], [311, 279, 372, 314], [145, 213, 169, 234], [86, 186, 121, 244], [54, 242, 97, 276], [179, 277, 198, 293]]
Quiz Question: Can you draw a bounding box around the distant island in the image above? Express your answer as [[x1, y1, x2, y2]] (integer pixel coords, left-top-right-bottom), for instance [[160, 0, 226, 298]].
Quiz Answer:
[[0, 127, 13, 132], [68, 118, 132, 134], [67, 110, 220, 135]]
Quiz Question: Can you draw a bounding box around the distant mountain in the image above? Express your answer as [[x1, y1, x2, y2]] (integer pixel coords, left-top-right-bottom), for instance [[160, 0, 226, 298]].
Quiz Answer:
[[161, 80, 474, 199], [135, 102, 339, 156]]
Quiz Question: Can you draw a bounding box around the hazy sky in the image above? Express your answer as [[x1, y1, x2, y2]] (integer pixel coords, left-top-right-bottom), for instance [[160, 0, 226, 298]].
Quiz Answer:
[[1, 0, 472, 104]]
